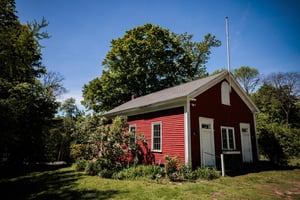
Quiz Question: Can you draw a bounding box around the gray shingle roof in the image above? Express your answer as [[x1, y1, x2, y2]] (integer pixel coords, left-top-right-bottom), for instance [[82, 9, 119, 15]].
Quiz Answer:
[[104, 71, 228, 117]]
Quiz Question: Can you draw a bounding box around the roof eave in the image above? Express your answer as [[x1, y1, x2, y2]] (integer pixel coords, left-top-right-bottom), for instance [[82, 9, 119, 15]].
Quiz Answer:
[[103, 96, 187, 118]]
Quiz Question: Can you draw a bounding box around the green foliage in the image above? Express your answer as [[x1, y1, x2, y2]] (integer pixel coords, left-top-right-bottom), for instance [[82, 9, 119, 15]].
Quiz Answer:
[[72, 115, 147, 174], [60, 97, 81, 118], [252, 72, 300, 163], [73, 159, 88, 171], [113, 165, 163, 180], [0, 0, 61, 165], [82, 23, 220, 112], [70, 143, 92, 161], [181, 162, 197, 180], [85, 160, 103, 176], [257, 117, 300, 164], [233, 66, 260, 94], [164, 155, 182, 181], [194, 167, 220, 180]]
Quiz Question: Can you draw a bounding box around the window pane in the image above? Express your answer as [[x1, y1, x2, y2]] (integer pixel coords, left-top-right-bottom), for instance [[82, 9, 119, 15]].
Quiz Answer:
[[152, 123, 161, 151], [129, 126, 136, 146], [202, 123, 211, 129], [228, 129, 234, 149], [242, 128, 248, 133], [130, 126, 136, 133], [221, 128, 227, 149]]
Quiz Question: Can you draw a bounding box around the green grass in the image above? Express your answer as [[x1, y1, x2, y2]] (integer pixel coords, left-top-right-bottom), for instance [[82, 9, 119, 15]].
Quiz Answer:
[[0, 164, 299, 200]]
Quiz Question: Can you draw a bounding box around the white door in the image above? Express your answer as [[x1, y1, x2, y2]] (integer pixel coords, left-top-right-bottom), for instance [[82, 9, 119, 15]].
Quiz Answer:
[[199, 117, 215, 167], [240, 123, 253, 162]]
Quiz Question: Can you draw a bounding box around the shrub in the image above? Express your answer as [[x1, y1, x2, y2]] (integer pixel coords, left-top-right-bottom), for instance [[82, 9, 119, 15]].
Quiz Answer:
[[164, 155, 184, 181], [98, 169, 114, 178], [113, 165, 163, 180], [181, 163, 197, 180], [85, 160, 102, 175], [194, 167, 220, 180], [73, 159, 88, 171]]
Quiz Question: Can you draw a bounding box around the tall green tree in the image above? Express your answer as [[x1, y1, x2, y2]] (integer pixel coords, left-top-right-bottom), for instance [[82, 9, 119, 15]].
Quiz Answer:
[[82, 24, 221, 112], [233, 66, 260, 94], [264, 72, 300, 127], [0, 0, 59, 164], [253, 72, 300, 163]]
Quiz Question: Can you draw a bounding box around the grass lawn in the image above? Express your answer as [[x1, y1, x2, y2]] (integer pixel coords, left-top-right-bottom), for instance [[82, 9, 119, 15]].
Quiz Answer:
[[0, 164, 299, 200]]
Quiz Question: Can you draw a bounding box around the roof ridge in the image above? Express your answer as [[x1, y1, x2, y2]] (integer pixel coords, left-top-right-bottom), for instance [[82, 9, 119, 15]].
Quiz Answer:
[[130, 71, 227, 101], [104, 71, 227, 116]]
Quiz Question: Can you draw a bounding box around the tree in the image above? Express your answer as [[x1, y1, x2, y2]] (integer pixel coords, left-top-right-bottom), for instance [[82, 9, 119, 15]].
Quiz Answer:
[[82, 24, 221, 112], [233, 66, 260, 94], [0, 0, 59, 165], [41, 71, 67, 98], [60, 97, 81, 118], [264, 72, 300, 127], [47, 98, 83, 161], [253, 72, 300, 163]]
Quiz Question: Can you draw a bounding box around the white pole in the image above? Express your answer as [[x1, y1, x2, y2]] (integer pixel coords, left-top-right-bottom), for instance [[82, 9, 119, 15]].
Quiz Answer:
[[225, 17, 232, 92], [221, 153, 225, 177]]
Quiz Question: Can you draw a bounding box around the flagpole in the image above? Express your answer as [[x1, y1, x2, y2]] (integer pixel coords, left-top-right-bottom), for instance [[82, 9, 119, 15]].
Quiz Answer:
[[226, 16, 231, 91]]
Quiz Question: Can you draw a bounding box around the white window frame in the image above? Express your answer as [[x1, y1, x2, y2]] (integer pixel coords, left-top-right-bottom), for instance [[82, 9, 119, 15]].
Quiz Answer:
[[151, 122, 162, 152], [128, 124, 136, 147], [221, 81, 230, 105], [221, 126, 236, 150]]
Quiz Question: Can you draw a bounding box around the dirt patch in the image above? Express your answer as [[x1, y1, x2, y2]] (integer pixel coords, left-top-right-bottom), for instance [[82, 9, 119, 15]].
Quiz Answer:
[[212, 191, 225, 200], [272, 180, 300, 200]]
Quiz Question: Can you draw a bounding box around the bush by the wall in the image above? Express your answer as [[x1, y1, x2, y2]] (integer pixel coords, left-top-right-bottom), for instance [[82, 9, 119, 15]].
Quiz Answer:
[[113, 165, 164, 180], [73, 159, 88, 171], [194, 167, 220, 180]]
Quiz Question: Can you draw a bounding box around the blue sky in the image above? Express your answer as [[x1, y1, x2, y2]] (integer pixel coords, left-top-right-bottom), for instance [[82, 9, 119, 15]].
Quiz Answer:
[[15, 0, 300, 108]]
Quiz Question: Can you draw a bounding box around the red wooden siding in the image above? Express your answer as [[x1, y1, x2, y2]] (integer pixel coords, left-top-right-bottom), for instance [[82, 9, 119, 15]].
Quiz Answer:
[[190, 80, 258, 168], [128, 107, 185, 165]]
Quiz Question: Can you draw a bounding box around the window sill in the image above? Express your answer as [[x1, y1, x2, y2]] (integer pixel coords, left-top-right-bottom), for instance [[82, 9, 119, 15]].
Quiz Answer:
[[222, 151, 240, 154], [151, 150, 162, 153]]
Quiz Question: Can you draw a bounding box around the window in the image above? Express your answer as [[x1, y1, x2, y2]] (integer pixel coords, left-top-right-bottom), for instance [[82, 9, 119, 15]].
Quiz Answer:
[[221, 81, 230, 105], [221, 127, 236, 150], [128, 125, 136, 147], [241, 128, 249, 133], [201, 123, 212, 129], [152, 122, 162, 152]]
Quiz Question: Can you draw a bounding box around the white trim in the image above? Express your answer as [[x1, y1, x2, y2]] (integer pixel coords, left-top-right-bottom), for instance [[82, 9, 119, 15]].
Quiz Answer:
[[221, 126, 236, 150], [151, 122, 162, 152], [184, 100, 191, 164]]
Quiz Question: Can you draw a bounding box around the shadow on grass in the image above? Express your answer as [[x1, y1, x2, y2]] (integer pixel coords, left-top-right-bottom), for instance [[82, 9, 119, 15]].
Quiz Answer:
[[225, 160, 300, 177], [0, 165, 124, 200]]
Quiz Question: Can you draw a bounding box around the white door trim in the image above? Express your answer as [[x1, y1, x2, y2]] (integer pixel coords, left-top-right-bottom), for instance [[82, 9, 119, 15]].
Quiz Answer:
[[199, 117, 215, 167], [240, 123, 253, 163]]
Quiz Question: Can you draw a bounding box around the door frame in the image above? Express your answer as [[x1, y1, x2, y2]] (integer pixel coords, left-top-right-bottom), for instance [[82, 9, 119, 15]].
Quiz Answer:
[[199, 117, 215, 167], [240, 123, 253, 163]]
